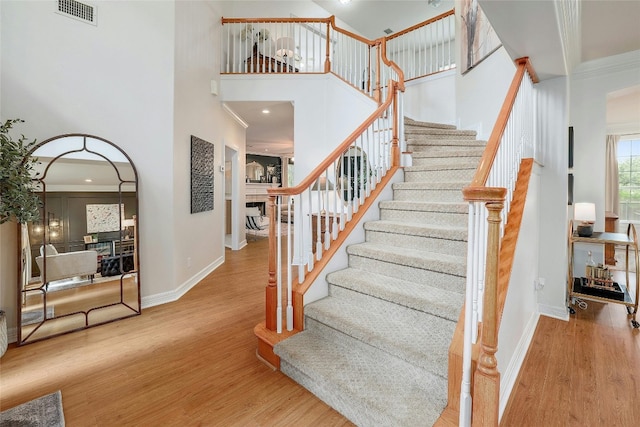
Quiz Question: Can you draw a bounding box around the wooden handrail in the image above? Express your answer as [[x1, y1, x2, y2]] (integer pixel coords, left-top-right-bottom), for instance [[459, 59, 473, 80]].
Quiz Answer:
[[290, 164, 400, 329], [468, 57, 537, 188], [328, 16, 377, 47], [267, 80, 402, 198], [385, 9, 455, 40], [221, 17, 331, 24]]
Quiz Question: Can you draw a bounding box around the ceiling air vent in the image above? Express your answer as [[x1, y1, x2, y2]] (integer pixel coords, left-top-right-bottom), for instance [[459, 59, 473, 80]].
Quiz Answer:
[[383, 28, 393, 35], [56, 0, 97, 25]]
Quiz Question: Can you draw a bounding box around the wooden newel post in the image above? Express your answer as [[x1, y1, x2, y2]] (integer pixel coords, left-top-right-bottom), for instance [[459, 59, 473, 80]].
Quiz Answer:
[[265, 195, 278, 330], [472, 199, 504, 426]]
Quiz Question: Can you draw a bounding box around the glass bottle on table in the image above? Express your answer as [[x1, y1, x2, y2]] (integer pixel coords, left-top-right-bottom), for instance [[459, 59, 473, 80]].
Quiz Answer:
[[586, 251, 596, 285]]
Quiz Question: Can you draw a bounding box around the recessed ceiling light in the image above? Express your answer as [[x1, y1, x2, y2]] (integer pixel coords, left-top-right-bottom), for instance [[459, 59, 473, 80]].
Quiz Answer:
[[85, 179, 92, 183], [339, 0, 351, 4], [262, 109, 270, 114]]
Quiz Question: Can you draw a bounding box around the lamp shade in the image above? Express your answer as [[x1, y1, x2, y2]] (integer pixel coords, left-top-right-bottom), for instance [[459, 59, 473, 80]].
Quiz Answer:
[[311, 176, 334, 191], [275, 37, 295, 58], [574, 202, 596, 223]]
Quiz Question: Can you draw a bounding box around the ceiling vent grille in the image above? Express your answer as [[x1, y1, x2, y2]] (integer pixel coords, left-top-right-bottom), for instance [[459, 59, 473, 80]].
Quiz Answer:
[[56, 0, 97, 25]]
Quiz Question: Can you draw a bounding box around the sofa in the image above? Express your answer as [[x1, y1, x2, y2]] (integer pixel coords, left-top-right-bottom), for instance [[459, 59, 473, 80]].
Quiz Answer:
[[35, 244, 98, 284]]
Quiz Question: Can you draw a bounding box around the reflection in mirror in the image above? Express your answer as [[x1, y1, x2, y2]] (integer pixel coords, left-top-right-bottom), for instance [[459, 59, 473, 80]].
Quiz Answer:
[[19, 134, 140, 345], [246, 161, 264, 182], [337, 147, 369, 202]]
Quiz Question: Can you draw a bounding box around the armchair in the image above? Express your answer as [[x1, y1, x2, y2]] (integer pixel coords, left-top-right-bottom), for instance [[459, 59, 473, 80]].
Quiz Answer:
[[35, 244, 98, 285], [246, 207, 269, 240]]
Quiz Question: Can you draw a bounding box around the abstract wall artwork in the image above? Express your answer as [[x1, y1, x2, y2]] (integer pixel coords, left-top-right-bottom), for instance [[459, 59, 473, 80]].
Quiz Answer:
[[191, 135, 215, 214], [460, 0, 502, 74], [86, 204, 123, 233]]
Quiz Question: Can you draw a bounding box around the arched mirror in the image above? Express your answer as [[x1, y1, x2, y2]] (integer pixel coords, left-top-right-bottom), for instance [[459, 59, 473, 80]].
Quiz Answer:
[[337, 147, 370, 202], [18, 134, 140, 345]]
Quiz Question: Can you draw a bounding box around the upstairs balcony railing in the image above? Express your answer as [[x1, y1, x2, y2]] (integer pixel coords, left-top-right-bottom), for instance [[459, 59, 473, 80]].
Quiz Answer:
[[221, 10, 454, 101], [385, 9, 456, 81]]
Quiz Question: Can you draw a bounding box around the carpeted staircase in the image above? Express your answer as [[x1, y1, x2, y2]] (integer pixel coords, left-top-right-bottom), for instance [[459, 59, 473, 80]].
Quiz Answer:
[[274, 118, 486, 426]]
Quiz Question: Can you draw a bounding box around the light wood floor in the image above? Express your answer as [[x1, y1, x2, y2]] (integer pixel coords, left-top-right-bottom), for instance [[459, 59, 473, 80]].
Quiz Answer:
[[1, 237, 353, 426], [2, 237, 639, 426], [502, 297, 640, 426]]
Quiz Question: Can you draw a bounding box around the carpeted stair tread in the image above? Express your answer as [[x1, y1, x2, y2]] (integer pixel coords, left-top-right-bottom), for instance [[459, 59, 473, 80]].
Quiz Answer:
[[404, 117, 457, 130], [379, 200, 468, 214], [347, 242, 466, 277], [304, 293, 455, 377], [404, 161, 479, 171], [274, 118, 480, 427], [407, 138, 486, 147], [275, 327, 447, 427], [393, 181, 468, 191], [327, 267, 464, 322], [405, 128, 477, 139], [410, 147, 485, 158], [364, 219, 467, 241]]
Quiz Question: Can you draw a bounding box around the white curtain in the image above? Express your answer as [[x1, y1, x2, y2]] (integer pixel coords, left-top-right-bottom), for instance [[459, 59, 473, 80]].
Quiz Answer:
[[605, 134, 620, 215]]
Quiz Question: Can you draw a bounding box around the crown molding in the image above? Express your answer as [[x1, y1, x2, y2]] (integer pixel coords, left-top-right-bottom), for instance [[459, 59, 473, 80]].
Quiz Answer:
[[222, 103, 249, 129], [572, 49, 640, 80]]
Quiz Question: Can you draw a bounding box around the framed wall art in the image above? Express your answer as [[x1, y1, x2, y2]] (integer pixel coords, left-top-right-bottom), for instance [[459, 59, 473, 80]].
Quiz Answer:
[[86, 203, 124, 233], [460, 0, 502, 74], [190, 135, 215, 214]]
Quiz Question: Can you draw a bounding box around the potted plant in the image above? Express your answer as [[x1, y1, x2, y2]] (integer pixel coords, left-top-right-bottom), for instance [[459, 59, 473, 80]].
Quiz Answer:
[[0, 119, 41, 224]]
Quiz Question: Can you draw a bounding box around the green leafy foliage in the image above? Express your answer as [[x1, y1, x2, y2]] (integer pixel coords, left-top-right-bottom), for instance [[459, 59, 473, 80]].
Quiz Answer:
[[0, 119, 41, 224]]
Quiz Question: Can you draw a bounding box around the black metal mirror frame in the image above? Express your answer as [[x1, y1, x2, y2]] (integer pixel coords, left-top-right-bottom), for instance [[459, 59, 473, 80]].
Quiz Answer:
[[17, 134, 141, 345]]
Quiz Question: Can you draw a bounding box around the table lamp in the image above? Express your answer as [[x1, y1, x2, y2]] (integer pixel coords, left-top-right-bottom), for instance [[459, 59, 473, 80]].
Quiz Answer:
[[574, 202, 596, 237]]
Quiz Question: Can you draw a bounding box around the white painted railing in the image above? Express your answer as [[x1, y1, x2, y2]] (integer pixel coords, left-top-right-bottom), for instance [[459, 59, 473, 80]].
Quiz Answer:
[[266, 82, 401, 333], [459, 59, 537, 426], [385, 9, 456, 81]]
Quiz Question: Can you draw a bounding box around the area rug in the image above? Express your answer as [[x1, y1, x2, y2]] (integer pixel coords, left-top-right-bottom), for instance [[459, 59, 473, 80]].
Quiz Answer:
[[0, 390, 65, 426], [21, 307, 55, 326]]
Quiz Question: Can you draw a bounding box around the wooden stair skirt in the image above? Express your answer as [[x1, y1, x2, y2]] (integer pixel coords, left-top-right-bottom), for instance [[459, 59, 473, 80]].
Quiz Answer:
[[254, 322, 299, 369]]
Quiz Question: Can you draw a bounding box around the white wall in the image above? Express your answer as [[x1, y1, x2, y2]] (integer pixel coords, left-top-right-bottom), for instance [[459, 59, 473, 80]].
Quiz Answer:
[[220, 74, 377, 183], [1, 0, 175, 333], [172, 1, 246, 291], [404, 69, 456, 125], [455, 46, 515, 139], [536, 76, 570, 318], [0, 1, 245, 337], [570, 50, 640, 232], [497, 164, 541, 419]]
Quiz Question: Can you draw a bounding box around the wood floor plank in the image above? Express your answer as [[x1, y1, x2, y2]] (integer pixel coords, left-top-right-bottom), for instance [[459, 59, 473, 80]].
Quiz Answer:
[[502, 299, 640, 427], [0, 237, 353, 426]]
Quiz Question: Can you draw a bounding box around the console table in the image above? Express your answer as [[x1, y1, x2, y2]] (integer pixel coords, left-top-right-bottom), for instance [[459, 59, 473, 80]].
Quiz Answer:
[[567, 220, 639, 328]]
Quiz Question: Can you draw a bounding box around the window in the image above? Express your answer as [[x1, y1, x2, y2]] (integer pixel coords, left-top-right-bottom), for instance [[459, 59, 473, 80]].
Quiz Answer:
[[617, 138, 640, 222]]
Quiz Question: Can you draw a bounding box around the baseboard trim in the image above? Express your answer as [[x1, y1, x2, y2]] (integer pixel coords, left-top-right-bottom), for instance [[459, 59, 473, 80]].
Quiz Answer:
[[499, 310, 540, 420], [141, 255, 225, 309], [537, 303, 570, 321]]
